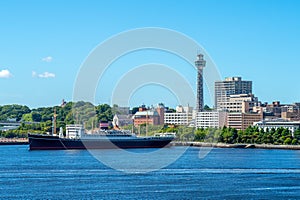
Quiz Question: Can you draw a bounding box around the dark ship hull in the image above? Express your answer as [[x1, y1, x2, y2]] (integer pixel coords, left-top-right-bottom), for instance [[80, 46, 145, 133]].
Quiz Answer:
[[28, 134, 173, 150]]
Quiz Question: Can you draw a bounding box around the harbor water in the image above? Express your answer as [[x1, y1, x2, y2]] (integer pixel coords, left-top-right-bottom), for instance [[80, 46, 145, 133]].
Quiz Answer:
[[0, 145, 300, 199]]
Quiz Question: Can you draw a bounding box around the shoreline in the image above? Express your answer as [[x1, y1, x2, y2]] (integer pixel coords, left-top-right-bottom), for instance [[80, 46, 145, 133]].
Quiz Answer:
[[1, 139, 300, 150], [171, 141, 300, 150]]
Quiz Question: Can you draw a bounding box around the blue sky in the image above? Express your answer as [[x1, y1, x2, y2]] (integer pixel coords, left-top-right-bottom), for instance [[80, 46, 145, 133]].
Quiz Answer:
[[0, 0, 299, 108]]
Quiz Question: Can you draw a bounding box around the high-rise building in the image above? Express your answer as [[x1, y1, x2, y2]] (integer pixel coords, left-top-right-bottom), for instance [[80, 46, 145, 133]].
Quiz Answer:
[[195, 54, 206, 112], [215, 77, 252, 110]]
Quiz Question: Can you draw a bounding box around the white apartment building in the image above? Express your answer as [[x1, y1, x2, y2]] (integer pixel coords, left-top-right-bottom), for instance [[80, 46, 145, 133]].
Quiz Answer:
[[164, 105, 193, 126], [196, 111, 227, 129]]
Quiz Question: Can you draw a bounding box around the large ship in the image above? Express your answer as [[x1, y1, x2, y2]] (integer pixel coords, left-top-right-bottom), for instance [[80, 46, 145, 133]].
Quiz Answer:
[[28, 124, 175, 150]]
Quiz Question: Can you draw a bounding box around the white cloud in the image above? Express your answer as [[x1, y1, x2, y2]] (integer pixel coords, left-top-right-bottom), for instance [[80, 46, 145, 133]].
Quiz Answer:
[[0, 69, 12, 78], [42, 56, 53, 62], [32, 71, 55, 78], [38, 72, 55, 78]]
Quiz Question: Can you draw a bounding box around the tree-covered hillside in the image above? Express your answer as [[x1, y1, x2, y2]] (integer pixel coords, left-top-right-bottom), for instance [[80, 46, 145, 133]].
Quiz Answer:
[[0, 101, 115, 138], [0, 105, 31, 121]]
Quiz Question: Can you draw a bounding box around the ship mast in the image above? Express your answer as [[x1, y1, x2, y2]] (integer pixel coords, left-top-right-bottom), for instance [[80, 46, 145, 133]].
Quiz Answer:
[[146, 110, 148, 136], [52, 108, 57, 135]]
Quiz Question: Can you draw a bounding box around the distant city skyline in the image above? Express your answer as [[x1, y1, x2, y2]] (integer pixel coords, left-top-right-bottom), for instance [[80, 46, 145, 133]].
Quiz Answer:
[[0, 1, 300, 108]]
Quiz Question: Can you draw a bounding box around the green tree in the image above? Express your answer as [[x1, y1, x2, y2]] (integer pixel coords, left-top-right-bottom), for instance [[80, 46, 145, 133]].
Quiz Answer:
[[292, 139, 298, 145], [32, 112, 42, 122], [0, 104, 31, 121], [194, 128, 206, 141], [203, 105, 213, 111], [284, 137, 292, 145], [96, 104, 112, 122], [220, 127, 238, 144], [294, 128, 300, 140], [22, 113, 33, 122]]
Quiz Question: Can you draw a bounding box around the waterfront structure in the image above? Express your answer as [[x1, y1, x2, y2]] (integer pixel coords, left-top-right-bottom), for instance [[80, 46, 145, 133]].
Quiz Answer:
[[196, 111, 227, 129], [164, 105, 193, 126], [215, 77, 252, 110], [133, 105, 164, 126], [227, 112, 263, 130], [133, 110, 160, 126], [254, 119, 300, 135], [218, 94, 259, 113], [195, 54, 206, 112]]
